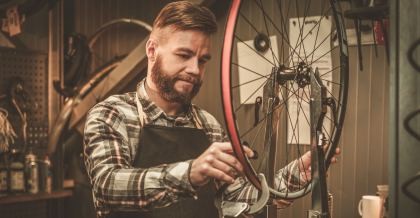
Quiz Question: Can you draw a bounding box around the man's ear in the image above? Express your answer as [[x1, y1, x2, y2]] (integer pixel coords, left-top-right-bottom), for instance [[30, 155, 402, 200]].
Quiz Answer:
[[146, 39, 157, 62]]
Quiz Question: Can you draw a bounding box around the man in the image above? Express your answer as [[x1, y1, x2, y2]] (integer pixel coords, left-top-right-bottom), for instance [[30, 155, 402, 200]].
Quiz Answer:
[[84, 1, 336, 218]]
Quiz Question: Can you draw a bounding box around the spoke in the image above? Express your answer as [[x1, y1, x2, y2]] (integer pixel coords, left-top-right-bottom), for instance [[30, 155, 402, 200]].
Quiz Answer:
[[322, 125, 333, 146], [306, 31, 334, 64], [250, 114, 268, 149], [231, 62, 273, 91], [252, 0, 307, 64], [302, 86, 311, 103], [257, 101, 278, 173], [320, 65, 340, 78], [238, 10, 281, 67], [310, 1, 327, 64], [276, 0, 292, 46], [276, 0, 293, 68], [285, 0, 293, 68], [233, 75, 268, 89], [294, 0, 312, 63], [295, 87, 301, 147], [285, 5, 332, 65], [234, 78, 270, 112], [278, 81, 304, 192], [295, 85, 320, 184], [276, 0, 287, 65], [324, 86, 343, 109], [324, 113, 335, 124], [232, 62, 272, 80], [291, 85, 311, 132], [239, 85, 300, 138], [282, 85, 311, 105], [258, 0, 280, 66], [293, 0, 304, 63], [235, 35, 277, 67], [239, 12, 262, 36], [293, 85, 311, 184], [280, 85, 302, 150], [243, 112, 268, 173], [321, 79, 342, 86]]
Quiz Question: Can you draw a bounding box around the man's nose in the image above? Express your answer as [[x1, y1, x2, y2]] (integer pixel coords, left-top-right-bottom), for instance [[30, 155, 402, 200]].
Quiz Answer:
[[185, 58, 200, 75]]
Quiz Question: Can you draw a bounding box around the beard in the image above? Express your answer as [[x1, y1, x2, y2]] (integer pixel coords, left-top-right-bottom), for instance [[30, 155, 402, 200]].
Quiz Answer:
[[151, 55, 202, 105]]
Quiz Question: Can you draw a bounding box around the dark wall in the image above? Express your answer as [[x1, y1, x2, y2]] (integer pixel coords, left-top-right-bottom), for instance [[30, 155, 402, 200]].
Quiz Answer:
[[390, 0, 420, 217]]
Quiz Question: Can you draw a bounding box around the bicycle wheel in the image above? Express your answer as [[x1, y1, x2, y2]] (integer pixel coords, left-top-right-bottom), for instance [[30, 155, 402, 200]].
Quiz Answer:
[[221, 0, 348, 199]]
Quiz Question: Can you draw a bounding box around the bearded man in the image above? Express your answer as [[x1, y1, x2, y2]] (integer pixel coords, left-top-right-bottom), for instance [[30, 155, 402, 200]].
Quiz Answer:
[[84, 2, 332, 218]]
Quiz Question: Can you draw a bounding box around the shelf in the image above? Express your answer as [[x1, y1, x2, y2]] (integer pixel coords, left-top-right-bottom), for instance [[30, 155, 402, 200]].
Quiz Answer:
[[0, 190, 72, 205], [344, 5, 389, 20]]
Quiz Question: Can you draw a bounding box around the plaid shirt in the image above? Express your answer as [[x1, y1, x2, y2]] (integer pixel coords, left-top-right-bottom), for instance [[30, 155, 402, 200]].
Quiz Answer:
[[84, 79, 306, 217]]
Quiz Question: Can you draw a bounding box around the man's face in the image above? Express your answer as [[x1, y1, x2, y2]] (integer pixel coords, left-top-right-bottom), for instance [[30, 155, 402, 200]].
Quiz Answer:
[[150, 28, 211, 104]]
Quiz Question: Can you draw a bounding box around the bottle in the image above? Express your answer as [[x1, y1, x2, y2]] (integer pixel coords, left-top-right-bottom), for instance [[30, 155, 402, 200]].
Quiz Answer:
[[25, 150, 39, 194], [9, 149, 25, 193], [39, 155, 52, 193], [328, 191, 333, 218], [0, 152, 8, 196]]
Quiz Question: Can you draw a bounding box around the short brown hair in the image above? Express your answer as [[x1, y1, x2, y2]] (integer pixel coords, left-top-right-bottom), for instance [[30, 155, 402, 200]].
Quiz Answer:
[[153, 1, 217, 35]]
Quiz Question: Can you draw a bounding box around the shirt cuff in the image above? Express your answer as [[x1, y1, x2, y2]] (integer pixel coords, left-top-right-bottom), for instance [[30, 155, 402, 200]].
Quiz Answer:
[[163, 160, 198, 199]]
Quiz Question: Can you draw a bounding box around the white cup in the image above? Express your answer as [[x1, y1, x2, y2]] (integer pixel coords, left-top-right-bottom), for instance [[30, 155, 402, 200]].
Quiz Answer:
[[358, 195, 383, 218]]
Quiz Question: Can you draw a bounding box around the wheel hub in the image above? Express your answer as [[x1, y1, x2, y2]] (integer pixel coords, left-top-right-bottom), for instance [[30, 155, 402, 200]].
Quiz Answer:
[[276, 62, 312, 88]]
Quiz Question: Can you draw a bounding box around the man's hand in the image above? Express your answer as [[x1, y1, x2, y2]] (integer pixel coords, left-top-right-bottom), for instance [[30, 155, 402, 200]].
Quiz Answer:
[[189, 142, 254, 187], [272, 147, 341, 208], [298, 147, 341, 180]]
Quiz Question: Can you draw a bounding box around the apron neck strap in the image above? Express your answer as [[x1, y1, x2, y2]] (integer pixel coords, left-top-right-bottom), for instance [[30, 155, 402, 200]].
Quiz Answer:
[[135, 84, 203, 129], [135, 92, 147, 126]]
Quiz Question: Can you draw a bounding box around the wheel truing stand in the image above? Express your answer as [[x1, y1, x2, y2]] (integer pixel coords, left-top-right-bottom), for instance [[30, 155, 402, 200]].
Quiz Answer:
[[307, 69, 330, 218], [217, 68, 332, 217]]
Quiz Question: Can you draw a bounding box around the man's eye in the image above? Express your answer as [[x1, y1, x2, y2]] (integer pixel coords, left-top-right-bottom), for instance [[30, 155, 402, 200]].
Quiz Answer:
[[199, 59, 208, 65], [177, 54, 190, 59]]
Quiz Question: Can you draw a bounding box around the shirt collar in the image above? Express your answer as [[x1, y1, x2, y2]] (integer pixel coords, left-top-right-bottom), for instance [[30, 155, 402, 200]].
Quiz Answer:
[[136, 78, 194, 123]]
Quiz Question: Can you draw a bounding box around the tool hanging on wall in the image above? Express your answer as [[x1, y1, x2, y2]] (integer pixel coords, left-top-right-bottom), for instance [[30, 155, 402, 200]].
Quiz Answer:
[[8, 77, 37, 153], [344, 0, 389, 71], [0, 77, 38, 153], [0, 107, 17, 152], [53, 33, 92, 98], [0, 0, 59, 36]]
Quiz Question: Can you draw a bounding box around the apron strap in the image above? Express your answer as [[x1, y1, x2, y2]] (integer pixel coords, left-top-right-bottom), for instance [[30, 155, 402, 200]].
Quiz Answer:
[[191, 106, 204, 129], [135, 92, 147, 126], [135, 81, 203, 129]]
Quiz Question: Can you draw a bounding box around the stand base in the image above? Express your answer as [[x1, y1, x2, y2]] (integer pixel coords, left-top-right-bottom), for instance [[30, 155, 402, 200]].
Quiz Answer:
[[307, 210, 329, 218], [254, 204, 277, 218]]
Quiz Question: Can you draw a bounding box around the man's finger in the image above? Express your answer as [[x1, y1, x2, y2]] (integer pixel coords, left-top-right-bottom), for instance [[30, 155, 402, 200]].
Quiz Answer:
[[335, 147, 341, 155], [205, 167, 236, 184], [215, 152, 243, 173], [214, 142, 234, 152], [242, 145, 256, 158], [210, 158, 240, 178]]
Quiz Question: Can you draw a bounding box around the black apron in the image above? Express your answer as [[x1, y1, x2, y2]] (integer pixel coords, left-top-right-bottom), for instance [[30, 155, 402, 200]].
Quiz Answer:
[[107, 92, 219, 218]]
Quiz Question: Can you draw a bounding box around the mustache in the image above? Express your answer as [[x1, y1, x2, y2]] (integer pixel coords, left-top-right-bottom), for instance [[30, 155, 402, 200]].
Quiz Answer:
[[175, 74, 201, 85]]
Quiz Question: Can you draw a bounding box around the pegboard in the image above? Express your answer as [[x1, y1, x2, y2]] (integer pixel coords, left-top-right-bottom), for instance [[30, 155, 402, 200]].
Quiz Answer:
[[0, 47, 49, 149]]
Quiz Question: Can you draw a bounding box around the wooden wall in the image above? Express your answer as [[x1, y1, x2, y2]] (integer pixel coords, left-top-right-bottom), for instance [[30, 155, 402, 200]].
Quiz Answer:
[[319, 45, 389, 218]]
